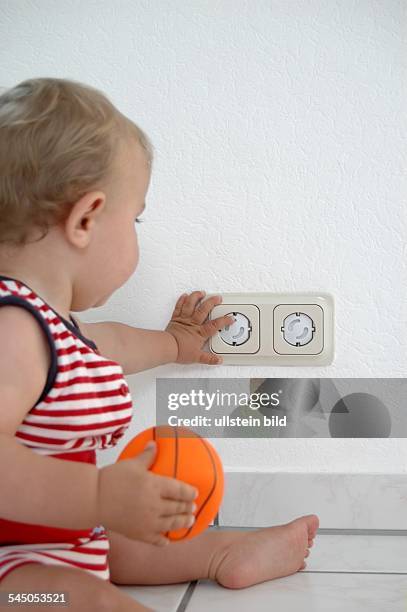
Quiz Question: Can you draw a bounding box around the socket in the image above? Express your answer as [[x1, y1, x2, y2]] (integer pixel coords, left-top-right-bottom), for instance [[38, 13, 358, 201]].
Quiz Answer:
[[208, 293, 334, 365], [220, 312, 251, 345], [210, 304, 260, 354], [281, 312, 315, 346]]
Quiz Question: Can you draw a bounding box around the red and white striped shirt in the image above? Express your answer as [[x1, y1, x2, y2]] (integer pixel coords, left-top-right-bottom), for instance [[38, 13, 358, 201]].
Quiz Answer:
[[0, 275, 134, 581]]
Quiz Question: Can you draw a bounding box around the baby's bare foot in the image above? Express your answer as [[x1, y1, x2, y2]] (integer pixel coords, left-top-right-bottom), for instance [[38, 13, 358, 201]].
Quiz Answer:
[[209, 514, 319, 589]]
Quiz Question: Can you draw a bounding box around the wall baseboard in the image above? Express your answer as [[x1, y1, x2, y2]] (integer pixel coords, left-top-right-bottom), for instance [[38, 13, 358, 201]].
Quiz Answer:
[[218, 471, 407, 530]]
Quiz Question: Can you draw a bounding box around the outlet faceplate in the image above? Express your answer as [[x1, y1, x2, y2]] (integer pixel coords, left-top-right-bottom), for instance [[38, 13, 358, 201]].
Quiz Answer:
[[208, 293, 334, 365]]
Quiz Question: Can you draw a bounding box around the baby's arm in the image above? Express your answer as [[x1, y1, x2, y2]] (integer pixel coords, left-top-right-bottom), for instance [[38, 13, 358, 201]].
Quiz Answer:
[[77, 291, 234, 374], [79, 319, 178, 375]]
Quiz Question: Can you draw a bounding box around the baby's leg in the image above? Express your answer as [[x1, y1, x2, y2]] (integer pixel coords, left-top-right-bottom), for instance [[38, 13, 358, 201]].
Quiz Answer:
[[0, 563, 151, 612], [108, 514, 319, 590]]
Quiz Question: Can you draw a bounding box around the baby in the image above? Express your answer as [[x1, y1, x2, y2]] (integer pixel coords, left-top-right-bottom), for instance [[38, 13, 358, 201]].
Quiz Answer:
[[0, 78, 319, 611]]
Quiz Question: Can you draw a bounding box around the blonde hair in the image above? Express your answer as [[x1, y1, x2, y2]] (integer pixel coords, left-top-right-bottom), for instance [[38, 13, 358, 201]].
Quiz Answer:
[[0, 77, 154, 246]]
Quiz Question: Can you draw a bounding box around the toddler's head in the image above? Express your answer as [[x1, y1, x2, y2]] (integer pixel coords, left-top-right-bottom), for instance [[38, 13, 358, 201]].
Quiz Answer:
[[0, 77, 154, 310]]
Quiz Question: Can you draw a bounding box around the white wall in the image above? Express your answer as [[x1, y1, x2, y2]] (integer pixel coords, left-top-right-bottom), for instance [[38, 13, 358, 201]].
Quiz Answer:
[[1, 0, 406, 472]]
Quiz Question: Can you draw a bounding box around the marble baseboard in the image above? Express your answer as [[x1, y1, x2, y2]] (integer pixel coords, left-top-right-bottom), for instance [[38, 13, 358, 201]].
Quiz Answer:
[[218, 472, 407, 530]]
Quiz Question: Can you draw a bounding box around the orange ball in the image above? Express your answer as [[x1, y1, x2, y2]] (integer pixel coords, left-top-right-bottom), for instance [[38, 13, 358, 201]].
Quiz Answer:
[[117, 425, 224, 541]]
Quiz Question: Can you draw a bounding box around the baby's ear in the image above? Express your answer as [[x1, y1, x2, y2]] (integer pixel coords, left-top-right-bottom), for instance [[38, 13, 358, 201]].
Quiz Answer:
[[64, 191, 106, 248]]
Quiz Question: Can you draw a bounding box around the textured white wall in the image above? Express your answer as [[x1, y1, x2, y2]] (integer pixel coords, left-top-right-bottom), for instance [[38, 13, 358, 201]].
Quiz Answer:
[[1, 1, 406, 471]]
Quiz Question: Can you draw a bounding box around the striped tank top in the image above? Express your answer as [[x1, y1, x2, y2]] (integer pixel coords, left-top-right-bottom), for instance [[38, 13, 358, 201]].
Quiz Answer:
[[0, 275, 133, 548]]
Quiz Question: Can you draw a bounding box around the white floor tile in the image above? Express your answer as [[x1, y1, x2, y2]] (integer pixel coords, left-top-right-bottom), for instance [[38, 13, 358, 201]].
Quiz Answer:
[[306, 534, 407, 573], [187, 574, 407, 612], [117, 582, 190, 611], [114, 533, 407, 610]]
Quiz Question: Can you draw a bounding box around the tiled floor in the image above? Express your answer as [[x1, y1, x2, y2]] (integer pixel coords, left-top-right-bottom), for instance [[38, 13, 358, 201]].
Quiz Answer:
[[118, 529, 407, 611]]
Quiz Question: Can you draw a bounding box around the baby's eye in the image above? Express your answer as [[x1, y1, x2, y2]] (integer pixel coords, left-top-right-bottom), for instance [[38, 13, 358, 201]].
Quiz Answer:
[[135, 217, 145, 224]]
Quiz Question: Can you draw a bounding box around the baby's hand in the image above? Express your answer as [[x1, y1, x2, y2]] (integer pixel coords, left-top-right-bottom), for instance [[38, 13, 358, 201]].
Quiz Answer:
[[97, 441, 198, 546], [166, 291, 235, 365]]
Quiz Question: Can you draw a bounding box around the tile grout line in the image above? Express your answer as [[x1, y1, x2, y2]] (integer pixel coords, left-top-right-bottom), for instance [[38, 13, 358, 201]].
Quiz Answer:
[[317, 528, 407, 536], [176, 580, 198, 612], [301, 570, 407, 575], [210, 525, 407, 536]]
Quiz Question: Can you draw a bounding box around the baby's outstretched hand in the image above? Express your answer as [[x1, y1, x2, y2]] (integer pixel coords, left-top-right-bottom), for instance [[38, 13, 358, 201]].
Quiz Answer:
[[165, 291, 235, 365]]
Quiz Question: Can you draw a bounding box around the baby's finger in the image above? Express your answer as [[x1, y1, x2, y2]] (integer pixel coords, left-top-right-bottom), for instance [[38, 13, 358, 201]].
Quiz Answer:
[[158, 475, 199, 502], [160, 499, 197, 517], [160, 513, 195, 533], [199, 351, 223, 366], [172, 293, 188, 318], [151, 533, 171, 547], [200, 315, 235, 339], [191, 295, 222, 325], [181, 291, 206, 317]]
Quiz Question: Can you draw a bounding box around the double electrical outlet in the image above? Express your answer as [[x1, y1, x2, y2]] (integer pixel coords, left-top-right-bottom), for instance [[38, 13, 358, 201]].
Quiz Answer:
[[207, 292, 334, 365]]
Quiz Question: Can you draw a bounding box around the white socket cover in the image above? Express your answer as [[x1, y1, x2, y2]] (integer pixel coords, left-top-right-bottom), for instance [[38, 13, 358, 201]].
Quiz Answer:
[[207, 292, 334, 365], [219, 312, 251, 345], [282, 312, 315, 346]]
